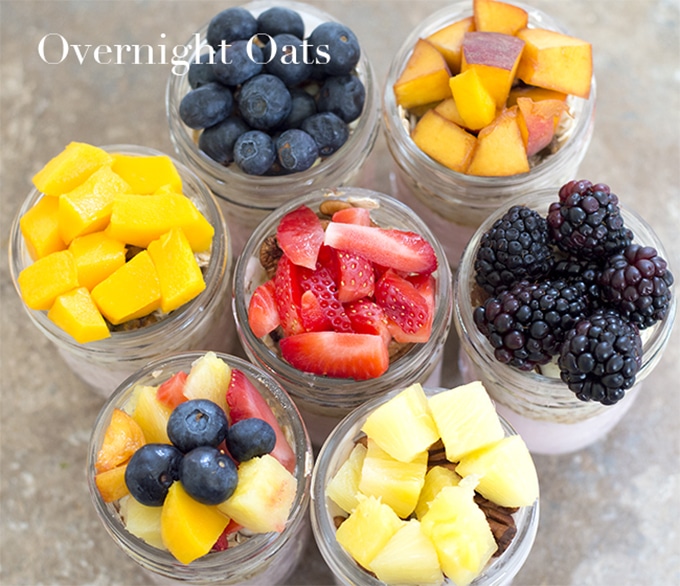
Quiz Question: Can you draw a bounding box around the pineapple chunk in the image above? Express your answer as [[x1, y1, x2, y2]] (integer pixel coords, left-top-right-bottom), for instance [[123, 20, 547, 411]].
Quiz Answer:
[[120, 495, 166, 550], [94, 463, 129, 503], [19, 195, 66, 260], [326, 441, 367, 514], [456, 435, 539, 507], [369, 519, 444, 585], [129, 385, 173, 444], [95, 408, 146, 473], [335, 495, 403, 570], [216, 455, 296, 534], [183, 351, 231, 414], [358, 439, 427, 519], [361, 383, 439, 463], [428, 381, 504, 463], [48, 287, 111, 344], [415, 465, 461, 520]]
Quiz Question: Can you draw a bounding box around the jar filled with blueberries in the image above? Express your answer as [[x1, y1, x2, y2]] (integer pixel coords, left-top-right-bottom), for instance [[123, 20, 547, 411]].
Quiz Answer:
[[166, 0, 380, 258]]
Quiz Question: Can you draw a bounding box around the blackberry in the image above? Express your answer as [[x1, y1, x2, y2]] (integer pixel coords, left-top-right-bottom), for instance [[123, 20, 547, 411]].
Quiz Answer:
[[473, 279, 590, 371], [598, 244, 674, 329], [547, 180, 633, 259], [550, 255, 603, 305], [558, 309, 643, 405], [474, 205, 555, 295]]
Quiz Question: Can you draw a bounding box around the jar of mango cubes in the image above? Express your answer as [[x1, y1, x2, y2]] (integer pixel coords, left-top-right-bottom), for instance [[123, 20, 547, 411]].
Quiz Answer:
[[383, 0, 596, 268], [9, 143, 235, 398], [166, 0, 381, 260]]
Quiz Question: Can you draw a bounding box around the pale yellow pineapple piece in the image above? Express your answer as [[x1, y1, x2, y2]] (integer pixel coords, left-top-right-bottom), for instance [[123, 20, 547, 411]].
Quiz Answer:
[[129, 384, 173, 444], [415, 464, 461, 520], [183, 351, 231, 414], [326, 441, 367, 514], [120, 495, 166, 550], [361, 383, 439, 463]]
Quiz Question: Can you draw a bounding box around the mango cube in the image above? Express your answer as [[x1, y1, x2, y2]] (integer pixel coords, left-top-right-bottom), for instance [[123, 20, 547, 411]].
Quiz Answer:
[[17, 249, 79, 310], [111, 154, 183, 195], [425, 16, 475, 74], [147, 228, 206, 313], [91, 250, 161, 325], [449, 68, 497, 131], [393, 38, 452, 109], [48, 287, 111, 343], [69, 231, 127, 291], [32, 142, 113, 196], [19, 196, 66, 260], [411, 109, 477, 173], [473, 0, 528, 36]]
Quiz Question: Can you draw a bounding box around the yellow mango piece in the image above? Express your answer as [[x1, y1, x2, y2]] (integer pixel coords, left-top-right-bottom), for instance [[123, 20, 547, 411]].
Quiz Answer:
[[32, 142, 114, 196], [58, 165, 132, 245], [69, 231, 127, 291], [147, 228, 206, 313], [111, 154, 183, 195], [411, 109, 477, 173], [161, 482, 230, 565], [425, 16, 475, 74], [48, 287, 111, 343], [473, 0, 529, 36], [17, 249, 79, 310], [394, 38, 452, 109], [91, 250, 161, 325], [507, 85, 568, 107], [19, 196, 66, 261], [449, 69, 497, 131], [107, 192, 214, 252]]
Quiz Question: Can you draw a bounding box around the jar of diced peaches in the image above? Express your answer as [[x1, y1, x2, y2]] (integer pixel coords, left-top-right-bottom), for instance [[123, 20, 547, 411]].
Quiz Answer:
[[166, 0, 381, 259], [8, 143, 235, 398], [87, 351, 313, 585], [383, 0, 596, 269], [232, 187, 453, 446]]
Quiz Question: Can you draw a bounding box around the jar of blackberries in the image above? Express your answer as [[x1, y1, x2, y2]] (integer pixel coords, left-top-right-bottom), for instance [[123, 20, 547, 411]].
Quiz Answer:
[[454, 187, 676, 454]]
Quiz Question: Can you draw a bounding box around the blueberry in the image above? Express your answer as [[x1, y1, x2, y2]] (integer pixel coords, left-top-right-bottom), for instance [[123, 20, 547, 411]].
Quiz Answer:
[[317, 75, 365, 123], [213, 40, 263, 87], [179, 82, 233, 130], [256, 7, 305, 39], [207, 7, 258, 49], [308, 21, 361, 76], [167, 399, 229, 453], [179, 446, 238, 505], [300, 111, 349, 156], [225, 418, 277, 462], [284, 89, 317, 129], [276, 129, 319, 173], [199, 116, 250, 165], [234, 130, 276, 175], [264, 34, 313, 87], [237, 74, 292, 130], [188, 52, 219, 89], [124, 443, 182, 506]]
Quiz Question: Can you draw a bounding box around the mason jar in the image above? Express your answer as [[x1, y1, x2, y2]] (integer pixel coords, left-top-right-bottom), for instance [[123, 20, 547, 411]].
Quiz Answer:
[[166, 0, 381, 259], [310, 385, 540, 586], [8, 144, 235, 398], [232, 187, 453, 446], [454, 189, 676, 454], [87, 351, 313, 585], [383, 1, 596, 269]]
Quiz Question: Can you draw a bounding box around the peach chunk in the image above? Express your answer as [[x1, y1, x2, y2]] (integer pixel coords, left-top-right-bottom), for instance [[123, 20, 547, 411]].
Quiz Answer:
[[433, 98, 467, 127], [461, 31, 525, 108], [425, 16, 475, 74], [411, 109, 477, 173], [516, 97, 567, 157], [507, 84, 568, 107], [394, 38, 452, 109], [467, 106, 530, 176], [473, 0, 528, 36], [95, 464, 130, 503], [449, 68, 497, 131], [95, 408, 146, 473], [516, 28, 593, 98]]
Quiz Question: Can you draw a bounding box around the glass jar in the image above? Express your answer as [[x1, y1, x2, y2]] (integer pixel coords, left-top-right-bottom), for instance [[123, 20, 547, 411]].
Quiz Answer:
[[87, 351, 313, 585], [8, 144, 235, 398], [166, 0, 381, 259], [310, 385, 540, 586], [454, 189, 676, 455], [232, 187, 453, 446], [382, 1, 597, 269]]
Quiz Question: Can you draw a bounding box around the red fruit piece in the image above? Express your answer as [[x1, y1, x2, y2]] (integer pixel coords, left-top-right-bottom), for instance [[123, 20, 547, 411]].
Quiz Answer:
[[300, 264, 353, 333], [331, 206, 371, 226], [324, 222, 438, 275], [226, 368, 296, 473], [300, 290, 332, 332], [247, 279, 280, 338], [375, 269, 431, 336], [276, 205, 325, 269], [335, 249, 375, 303], [211, 519, 243, 552], [274, 255, 305, 336], [344, 298, 391, 346], [279, 331, 390, 380], [387, 273, 436, 343], [156, 371, 188, 409]]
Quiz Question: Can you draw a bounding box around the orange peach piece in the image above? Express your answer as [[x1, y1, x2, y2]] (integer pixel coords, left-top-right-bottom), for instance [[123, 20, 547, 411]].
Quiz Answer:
[[516, 28, 593, 99], [449, 68, 497, 131], [95, 408, 146, 473], [433, 97, 467, 127], [516, 97, 567, 157], [473, 0, 528, 36], [461, 31, 525, 108], [412, 109, 477, 173], [19, 195, 66, 261], [95, 464, 130, 503], [425, 16, 475, 74], [467, 106, 530, 176], [507, 85, 568, 107], [393, 38, 452, 109]]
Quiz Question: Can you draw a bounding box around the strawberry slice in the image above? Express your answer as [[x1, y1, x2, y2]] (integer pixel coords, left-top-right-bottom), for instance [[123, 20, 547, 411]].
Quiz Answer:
[[299, 264, 353, 333], [300, 290, 332, 332], [273, 255, 305, 336], [226, 368, 296, 473], [335, 249, 375, 303], [375, 269, 431, 336], [387, 273, 436, 343], [344, 298, 391, 346], [247, 279, 280, 338], [276, 205, 325, 269], [324, 222, 438, 275], [331, 206, 371, 226], [156, 371, 188, 409], [211, 519, 243, 552], [279, 331, 390, 380]]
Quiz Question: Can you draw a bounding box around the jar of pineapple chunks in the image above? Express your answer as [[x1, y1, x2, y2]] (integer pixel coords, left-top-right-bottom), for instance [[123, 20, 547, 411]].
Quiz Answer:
[[87, 351, 313, 585], [232, 187, 453, 447], [166, 0, 381, 260], [8, 144, 235, 398], [311, 384, 540, 586], [382, 1, 596, 269]]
